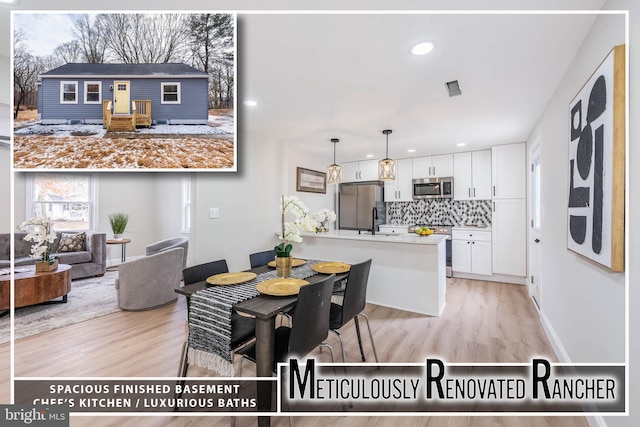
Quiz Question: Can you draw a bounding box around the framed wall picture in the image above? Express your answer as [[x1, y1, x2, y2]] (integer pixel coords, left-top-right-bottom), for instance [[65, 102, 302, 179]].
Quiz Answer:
[[567, 44, 625, 272], [296, 167, 326, 194]]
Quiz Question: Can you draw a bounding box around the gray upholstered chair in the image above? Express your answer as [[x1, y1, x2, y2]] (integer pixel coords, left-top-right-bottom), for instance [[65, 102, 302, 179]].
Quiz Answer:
[[115, 247, 183, 311], [145, 237, 189, 270]]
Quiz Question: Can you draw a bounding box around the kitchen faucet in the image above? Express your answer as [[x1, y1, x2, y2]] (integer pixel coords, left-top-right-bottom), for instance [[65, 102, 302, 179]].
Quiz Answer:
[[371, 207, 378, 235]]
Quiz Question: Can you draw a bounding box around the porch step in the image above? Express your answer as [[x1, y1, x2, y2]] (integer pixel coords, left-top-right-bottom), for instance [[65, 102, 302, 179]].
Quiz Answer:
[[107, 116, 135, 132]]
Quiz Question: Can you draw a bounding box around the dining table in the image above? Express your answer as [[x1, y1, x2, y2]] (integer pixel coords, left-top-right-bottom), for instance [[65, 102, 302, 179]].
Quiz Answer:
[[175, 260, 349, 427]]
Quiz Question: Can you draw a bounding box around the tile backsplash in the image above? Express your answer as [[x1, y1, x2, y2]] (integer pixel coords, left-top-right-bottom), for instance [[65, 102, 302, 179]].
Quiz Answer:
[[386, 199, 492, 226]]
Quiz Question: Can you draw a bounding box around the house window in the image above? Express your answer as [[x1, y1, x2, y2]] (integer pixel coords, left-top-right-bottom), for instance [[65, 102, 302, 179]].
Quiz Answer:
[[27, 173, 96, 231], [60, 81, 78, 104], [181, 176, 191, 234], [161, 82, 181, 104], [84, 81, 102, 104]]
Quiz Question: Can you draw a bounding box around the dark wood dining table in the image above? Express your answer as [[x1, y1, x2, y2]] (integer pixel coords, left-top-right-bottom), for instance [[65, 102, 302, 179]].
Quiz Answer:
[[175, 262, 349, 427]]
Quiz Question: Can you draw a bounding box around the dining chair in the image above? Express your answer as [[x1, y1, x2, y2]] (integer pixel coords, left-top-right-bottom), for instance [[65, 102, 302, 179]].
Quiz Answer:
[[249, 249, 275, 268], [236, 274, 337, 373], [328, 258, 379, 363], [177, 259, 257, 381]]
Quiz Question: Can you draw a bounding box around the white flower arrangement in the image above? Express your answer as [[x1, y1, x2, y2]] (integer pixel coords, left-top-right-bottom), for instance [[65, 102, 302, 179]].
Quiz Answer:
[[312, 208, 337, 225], [312, 208, 337, 232], [17, 217, 57, 263], [276, 195, 317, 256]]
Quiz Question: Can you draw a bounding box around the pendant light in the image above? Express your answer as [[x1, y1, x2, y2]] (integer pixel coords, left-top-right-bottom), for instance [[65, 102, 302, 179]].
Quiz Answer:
[[326, 138, 343, 184], [378, 129, 396, 181]]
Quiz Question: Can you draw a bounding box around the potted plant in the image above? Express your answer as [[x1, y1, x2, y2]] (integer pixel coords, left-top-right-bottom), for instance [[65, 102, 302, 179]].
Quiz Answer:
[[108, 213, 129, 239], [17, 217, 58, 272], [275, 195, 317, 277]]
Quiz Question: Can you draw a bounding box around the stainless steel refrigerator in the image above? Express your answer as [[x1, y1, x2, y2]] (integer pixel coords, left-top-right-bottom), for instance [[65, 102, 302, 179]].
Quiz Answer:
[[338, 182, 386, 232]]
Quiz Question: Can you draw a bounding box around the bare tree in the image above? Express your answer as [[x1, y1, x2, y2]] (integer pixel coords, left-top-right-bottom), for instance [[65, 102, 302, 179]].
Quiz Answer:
[[53, 40, 82, 64], [73, 14, 107, 63], [13, 30, 43, 119], [99, 14, 189, 63], [188, 14, 234, 108]]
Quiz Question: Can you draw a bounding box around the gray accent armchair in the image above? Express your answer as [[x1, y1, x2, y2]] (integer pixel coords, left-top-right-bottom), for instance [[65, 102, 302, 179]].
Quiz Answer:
[[115, 247, 183, 311], [145, 237, 189, 270]]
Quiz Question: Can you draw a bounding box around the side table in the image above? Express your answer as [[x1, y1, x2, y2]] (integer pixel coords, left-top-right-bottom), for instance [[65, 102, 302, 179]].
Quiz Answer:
[[106, 238, 131, 270]]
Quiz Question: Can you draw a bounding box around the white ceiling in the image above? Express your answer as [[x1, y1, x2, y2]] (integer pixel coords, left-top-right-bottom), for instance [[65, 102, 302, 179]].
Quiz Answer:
[[240, 12, 607, 161], [1, 1, 612, 163]]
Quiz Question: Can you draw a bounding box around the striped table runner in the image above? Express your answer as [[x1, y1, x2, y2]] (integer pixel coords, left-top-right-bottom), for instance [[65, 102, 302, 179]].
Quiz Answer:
[[187, 260, 321, 376]]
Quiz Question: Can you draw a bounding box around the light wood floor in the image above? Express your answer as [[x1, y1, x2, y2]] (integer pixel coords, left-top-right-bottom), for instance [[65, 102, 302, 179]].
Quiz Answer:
[[0, 278, 589, 426]]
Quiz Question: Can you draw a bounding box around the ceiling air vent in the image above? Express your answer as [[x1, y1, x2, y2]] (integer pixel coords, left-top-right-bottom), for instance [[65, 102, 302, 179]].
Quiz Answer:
[[445, 80, 462, 97]]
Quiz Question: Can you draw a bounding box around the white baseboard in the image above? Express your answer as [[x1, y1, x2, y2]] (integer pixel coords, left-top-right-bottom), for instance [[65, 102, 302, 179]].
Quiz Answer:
[[538, 307, 608, 427], [452, 271, 526, 285]]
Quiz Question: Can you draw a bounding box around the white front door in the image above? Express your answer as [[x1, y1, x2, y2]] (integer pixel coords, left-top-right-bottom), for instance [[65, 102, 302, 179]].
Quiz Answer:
[[529, 142, 542, 306], [113, 81, 130, 114]]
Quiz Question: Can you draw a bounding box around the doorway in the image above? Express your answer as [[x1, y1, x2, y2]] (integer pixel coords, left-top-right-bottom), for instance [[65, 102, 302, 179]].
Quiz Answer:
[[529, 141, 542, 306], [113, 81, 130, 114]]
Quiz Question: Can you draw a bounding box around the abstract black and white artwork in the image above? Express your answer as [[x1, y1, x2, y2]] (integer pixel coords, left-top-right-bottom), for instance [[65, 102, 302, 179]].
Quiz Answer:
[[567, 45, 625, 272]]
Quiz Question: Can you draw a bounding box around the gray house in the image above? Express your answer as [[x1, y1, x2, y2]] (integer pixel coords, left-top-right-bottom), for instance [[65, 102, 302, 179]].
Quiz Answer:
[[38, 63, 209, 129]]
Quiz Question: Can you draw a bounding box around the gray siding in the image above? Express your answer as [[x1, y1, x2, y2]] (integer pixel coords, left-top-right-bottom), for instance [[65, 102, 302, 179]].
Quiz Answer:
[[40, 77, 208, 123]]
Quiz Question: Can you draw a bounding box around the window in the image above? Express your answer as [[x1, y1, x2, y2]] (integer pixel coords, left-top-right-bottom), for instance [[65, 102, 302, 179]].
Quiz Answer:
[[161, 82, 181, 104], [28, 173, 96, 231], [181, 176, 191, 233], [60, 81, 78, 104], [84, 81, 102, 104]]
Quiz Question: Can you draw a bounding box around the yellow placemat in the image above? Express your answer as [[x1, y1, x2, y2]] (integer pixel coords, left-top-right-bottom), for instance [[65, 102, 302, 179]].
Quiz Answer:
[[256, 277, 309, 296], [206, 271, 257, 286], [311, 261, 351, 274], [267, 258, 306, 268]]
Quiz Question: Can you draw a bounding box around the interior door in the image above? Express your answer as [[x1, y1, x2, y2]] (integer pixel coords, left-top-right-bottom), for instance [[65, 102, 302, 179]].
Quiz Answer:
[[529, 143, 542, 306], [113, 81, 130, 114]]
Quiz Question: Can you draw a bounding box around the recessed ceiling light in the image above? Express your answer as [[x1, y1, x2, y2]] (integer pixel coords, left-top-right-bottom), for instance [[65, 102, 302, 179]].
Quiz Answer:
[[456, 143, 466, 147], [410, 41, 435, 56], [243, 100, 258, 107], [0, 0, 19, 4], [366, 154, 375, 158], [407, 149, 416, 153]]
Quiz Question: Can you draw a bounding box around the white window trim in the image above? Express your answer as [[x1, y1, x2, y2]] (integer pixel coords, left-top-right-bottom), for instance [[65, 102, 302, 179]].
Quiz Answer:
[[26, 173, 98, 231], [181, 175, 191, 234], [60, 81, 78, 104], [161, 82, 181, 104], [84, 81, 102, 104]]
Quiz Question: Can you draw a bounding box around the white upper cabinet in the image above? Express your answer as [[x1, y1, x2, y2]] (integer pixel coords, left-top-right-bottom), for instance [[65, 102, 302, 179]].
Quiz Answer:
[[491, 143, 526, 199], [384, 158, 413, 202], [341, 159, 380, 182], [412, 154, 454, 179], [453, 150, 492, 200]]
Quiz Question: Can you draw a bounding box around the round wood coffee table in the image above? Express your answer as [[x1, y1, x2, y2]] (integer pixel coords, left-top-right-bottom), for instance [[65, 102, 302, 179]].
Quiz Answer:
[[0, 264, 72, 311]]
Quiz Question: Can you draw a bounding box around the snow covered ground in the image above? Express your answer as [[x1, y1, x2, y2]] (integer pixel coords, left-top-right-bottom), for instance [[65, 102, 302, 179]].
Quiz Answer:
[[15, 120, 233, 137], [13, 110, 236, 169]]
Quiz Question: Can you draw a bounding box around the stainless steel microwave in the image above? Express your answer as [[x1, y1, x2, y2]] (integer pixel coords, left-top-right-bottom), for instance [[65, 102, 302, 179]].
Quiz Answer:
[[412, 177, 453, 200]]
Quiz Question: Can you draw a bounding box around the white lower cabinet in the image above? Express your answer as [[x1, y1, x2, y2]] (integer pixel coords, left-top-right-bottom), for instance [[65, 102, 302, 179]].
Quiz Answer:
[[492, 199, 527, 277], [452, 229, 492, 275]]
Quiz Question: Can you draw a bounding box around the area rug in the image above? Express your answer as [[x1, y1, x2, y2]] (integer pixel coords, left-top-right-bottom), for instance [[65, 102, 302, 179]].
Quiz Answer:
[[0, 271, 120, 343]]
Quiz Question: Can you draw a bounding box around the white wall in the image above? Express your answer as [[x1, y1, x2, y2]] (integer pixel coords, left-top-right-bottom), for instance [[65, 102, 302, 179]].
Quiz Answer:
[[0, 55, 8, 105], [191, 131, 282, 272], [13, 172, 186, 264], [527, 10, 625, 363], [602, 3, 637, 427], [0, 147, 9, 233]]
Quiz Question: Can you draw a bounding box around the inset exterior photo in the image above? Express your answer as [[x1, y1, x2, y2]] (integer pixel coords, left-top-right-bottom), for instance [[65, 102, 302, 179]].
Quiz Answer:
[[12, 12, 236, 170]]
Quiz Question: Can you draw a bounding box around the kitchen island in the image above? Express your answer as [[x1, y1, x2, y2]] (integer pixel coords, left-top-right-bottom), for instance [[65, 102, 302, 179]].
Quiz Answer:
[[294, 230, 447, 316]]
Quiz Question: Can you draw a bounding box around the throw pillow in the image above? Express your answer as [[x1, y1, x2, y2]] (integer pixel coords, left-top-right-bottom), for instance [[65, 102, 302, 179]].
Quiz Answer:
[[58, 232, 86, 252]]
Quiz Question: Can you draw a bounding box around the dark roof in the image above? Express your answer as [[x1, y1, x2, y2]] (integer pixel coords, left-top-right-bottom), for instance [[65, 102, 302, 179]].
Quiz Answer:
[[41, 63, 208, 77]]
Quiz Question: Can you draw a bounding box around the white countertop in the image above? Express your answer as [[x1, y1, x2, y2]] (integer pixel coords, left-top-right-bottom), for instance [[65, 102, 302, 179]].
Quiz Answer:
[[452, 225, 492, 231], [301, 230, 447, 245]]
